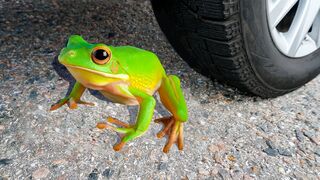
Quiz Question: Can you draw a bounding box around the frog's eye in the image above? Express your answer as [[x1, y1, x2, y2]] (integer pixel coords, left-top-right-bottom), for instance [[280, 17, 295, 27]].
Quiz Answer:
[[91, 47, 111, 65]]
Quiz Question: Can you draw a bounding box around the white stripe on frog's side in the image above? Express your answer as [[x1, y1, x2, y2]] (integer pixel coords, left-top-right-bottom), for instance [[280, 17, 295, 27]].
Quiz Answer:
[[64, 64, 129, 80]]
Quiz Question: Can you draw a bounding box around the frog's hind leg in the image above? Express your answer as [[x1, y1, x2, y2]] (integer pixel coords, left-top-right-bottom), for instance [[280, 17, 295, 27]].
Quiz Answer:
[[156, 75, 188, 153]]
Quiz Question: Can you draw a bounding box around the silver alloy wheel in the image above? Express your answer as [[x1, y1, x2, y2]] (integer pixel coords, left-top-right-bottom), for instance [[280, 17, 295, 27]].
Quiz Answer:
[[267, 0, 320, 58]]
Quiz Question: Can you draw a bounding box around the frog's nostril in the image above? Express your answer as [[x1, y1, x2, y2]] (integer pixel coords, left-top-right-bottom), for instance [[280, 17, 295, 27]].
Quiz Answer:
[[58, 49, 75, 63], [67, 50, 76, 57]]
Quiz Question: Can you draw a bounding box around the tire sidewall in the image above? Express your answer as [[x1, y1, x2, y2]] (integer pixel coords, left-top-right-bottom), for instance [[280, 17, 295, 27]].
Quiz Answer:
[[240, 0, 320, 90]]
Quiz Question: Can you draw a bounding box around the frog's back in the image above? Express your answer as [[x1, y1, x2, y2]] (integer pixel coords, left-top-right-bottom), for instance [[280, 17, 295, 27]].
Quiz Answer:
[[111, 46, 166, 94]]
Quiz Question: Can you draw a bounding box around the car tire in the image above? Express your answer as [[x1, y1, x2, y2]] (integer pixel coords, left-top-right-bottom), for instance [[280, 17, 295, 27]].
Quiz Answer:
[[151, 0, 320, 98]]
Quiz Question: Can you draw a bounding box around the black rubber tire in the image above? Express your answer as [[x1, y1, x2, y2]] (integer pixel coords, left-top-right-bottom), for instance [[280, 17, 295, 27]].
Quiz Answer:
[[151, 0, 320, 98]]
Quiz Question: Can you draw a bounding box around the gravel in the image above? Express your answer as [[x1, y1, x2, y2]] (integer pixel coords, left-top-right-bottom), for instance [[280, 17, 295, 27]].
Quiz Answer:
[[1, 0, 320, 179]]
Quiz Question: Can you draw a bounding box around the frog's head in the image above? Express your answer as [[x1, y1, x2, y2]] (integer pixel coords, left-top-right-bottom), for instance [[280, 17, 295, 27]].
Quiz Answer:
[[58, 35, 128, 88]]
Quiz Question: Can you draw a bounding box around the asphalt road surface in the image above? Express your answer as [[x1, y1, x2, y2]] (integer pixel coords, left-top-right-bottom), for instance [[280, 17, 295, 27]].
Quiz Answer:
[[0, 0, 319, 179]]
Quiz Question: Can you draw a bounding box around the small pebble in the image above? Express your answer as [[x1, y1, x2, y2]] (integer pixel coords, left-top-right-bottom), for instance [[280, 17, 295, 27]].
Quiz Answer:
[[263, 148, 278, 156], [213, 152, 223, 164], [158, 162, 167, 171], [88, 169, 99, 180], [199, 120, 205, 125], [295, 129, 304, 142], [227, 155, 236, 162], [278, 167, 285, 174], [198, 168, 210, 176], [187, 172, 197, 179], [29, 89, 38, 99], [250, 166, 259, 175], [0, 159, 12, 165], [52, 159, 67, 165], [218, 169, 230, 179], [278, 148, 292, 157], [217, 141, 226, 151], [243, 174, 254, 180], [102, 168, 114, 178], [56, 175, 67, 180], [32, 167, 50, 179], [211, 167, 219, 176], [208, 144, 219, 153]]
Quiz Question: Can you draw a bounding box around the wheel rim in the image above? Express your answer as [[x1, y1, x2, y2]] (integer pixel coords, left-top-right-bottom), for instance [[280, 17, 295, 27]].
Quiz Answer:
[[266, 0, 320, 58]]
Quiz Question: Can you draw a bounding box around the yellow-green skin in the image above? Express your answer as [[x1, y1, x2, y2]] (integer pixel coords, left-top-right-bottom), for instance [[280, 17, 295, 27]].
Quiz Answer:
[[51, 35, 188, 152]]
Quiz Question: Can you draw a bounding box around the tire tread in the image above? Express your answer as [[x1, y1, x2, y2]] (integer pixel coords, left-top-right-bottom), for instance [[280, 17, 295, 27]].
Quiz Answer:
[[152, 0, 291, 97]]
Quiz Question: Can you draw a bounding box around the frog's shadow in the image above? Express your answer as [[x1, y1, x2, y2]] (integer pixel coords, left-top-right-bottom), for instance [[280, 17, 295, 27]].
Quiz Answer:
[[52, 55, 170, 125]]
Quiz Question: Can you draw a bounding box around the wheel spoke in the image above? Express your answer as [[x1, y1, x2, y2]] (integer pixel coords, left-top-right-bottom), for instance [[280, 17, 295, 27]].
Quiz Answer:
[[268, 0, 299, 28], [286, 0, 320, 56], [309, 11, 320, 46]]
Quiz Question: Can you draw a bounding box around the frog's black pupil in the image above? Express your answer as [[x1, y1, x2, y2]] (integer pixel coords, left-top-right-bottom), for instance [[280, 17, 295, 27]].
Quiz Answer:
[[93, 49, 108, 60]]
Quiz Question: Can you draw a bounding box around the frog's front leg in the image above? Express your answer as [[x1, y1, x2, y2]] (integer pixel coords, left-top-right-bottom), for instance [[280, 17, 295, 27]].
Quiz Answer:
[[156, 75, 188, 153], [50, 81, 94, 111], [98, 87, 156, 151]]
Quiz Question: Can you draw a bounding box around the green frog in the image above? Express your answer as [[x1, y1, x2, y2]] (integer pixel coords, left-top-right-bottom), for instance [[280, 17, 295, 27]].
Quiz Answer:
[[50, 35, 188, 153]]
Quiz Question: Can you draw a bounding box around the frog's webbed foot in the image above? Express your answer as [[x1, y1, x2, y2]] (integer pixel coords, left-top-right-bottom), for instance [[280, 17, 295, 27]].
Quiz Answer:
[[96, 117, 134, 151], [50, 82, 94, 111], [50, 97, 94, 111], [155, 116, 184, 153]]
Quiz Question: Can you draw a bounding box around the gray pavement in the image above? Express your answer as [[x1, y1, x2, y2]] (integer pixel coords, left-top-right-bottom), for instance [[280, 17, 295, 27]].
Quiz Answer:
[[0, 0, 320, 179]]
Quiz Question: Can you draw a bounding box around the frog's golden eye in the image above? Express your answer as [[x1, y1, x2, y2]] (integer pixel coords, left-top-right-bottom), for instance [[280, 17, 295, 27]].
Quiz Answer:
[[91, 47, 111, 65]]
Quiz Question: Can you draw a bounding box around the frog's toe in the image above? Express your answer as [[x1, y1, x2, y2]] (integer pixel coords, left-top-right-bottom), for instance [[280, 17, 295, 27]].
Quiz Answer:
[[50, 97, 94, 111], [177, 123, 184, 150], [67, 98, 78, 109], [95, 124, 127, 151], [155, 117, 174, 138], [156, 117, 184, 153], [107, 117, 131, 128], [96, 122, 111, 129], [113, 141, 126, 151], [50, 98, 68, 111], [97, 117, 143, 152], [77, 100, 95, 106], [163, 121, 184, 153], [68, 98, 95, 109], [50, 103, 62, 111]]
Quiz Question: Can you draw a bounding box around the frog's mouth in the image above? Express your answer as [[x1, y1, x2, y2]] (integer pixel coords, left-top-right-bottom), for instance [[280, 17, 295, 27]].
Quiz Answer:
[[64, 64, 128, 88]]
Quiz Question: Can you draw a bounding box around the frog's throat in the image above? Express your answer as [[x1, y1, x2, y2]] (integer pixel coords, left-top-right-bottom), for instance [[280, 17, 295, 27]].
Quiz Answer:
[[64, 64, 129, 80]]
